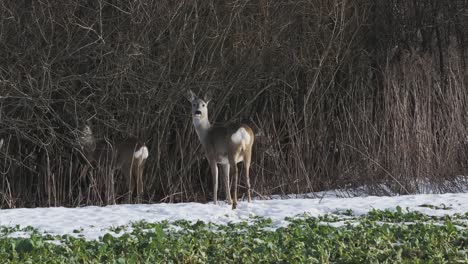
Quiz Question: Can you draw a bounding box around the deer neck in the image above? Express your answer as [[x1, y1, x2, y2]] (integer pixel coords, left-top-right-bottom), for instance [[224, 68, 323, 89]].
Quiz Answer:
[[193, 117, 211, 146]]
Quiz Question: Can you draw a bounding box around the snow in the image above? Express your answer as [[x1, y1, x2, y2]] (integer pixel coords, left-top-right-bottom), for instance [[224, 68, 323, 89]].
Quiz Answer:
[[1, 192, 468, 240]]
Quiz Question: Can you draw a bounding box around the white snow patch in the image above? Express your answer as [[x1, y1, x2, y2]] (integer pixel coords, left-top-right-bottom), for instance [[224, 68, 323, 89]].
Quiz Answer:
[[1, 192, 468, 240]]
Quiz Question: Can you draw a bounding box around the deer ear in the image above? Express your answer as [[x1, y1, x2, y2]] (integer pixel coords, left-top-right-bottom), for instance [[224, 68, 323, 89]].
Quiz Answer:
[[186, 90, 196, 102], [203, 91, 212, 104]]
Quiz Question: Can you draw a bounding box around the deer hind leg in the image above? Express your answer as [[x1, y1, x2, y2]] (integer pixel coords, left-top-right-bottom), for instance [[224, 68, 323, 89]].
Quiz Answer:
[[229, 156, 239, 210], [209, 161, 219, 205], [244, 148, 252, 203], [107, 169, 116, 205], [220, 163, 232, 204], [121, 164, 133, 204], [135, 161, 145, 203]]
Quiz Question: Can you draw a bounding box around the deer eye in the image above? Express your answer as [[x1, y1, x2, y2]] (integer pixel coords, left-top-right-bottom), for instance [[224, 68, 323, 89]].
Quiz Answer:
[[202, 104, 205, 107]]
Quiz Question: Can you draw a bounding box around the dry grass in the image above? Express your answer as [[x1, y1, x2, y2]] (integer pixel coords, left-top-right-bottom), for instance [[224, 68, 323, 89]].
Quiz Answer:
[[0, 0, 467, 208]]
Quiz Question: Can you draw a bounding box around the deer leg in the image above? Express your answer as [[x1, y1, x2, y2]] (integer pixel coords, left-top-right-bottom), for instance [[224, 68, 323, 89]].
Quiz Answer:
[[105, 168, 111, 204], [136, 162, 144, 203], [122, 164, 133, 204], [221, 163, 232, 204], [209, 161, 219, 205], [108, 169, 116, 205], [229, 157, 238, 210], [107, 154, 116, 205], [244, 150, 252, 203]]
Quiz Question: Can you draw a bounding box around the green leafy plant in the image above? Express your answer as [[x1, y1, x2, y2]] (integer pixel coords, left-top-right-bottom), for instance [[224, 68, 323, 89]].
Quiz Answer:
[[0, 210, 467, 263]]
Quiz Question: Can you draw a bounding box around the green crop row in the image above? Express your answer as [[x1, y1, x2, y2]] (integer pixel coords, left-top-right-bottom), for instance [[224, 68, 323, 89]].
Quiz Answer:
[[1, 208, 467, 263]]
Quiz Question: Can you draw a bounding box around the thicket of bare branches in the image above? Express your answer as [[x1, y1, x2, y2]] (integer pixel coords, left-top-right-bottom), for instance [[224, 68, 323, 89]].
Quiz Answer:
[[1, 0, 467, 208]]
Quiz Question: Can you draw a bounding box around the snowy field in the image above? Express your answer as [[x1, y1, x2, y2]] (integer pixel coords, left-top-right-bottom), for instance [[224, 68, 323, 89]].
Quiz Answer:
[[1, 188, 468, 240]]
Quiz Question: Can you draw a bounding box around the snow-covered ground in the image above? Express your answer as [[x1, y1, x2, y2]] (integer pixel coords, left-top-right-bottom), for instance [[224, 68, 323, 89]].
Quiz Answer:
[[1, 191, 467, 240]]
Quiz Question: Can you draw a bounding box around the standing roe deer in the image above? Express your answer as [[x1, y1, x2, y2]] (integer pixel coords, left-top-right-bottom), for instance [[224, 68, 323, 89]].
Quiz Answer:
[[186, 90, 254, 209], [79, 125, 148, 204]]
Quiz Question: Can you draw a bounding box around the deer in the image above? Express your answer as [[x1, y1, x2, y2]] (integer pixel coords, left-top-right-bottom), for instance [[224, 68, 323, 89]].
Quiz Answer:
[[78, 125, 149, 204], [186, 90, 254, 209]]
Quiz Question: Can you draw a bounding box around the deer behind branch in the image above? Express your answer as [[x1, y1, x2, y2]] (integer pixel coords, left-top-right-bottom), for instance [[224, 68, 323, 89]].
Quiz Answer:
[[79, 125, 148, 204]]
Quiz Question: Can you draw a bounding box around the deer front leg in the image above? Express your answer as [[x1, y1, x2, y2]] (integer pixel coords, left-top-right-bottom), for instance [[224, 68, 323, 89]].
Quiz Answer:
[[209, 161, 219, 205], [108, 169, 116, 205], [121, 165, 133, 204], [220, 163, 232, 204]]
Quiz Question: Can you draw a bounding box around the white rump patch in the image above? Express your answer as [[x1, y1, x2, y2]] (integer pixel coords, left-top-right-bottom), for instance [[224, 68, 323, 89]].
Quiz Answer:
[[134, 146, 149, 160], [231, 127, 251, 146]]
